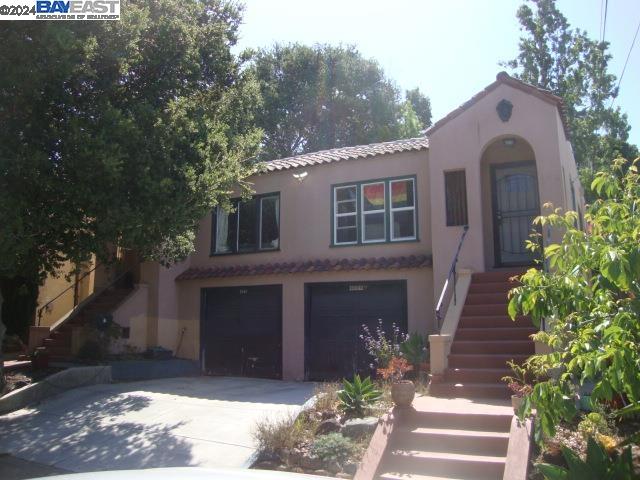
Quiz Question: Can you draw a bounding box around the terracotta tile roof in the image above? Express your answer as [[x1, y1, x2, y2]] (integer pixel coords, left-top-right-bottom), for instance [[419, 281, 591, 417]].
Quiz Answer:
[[175, 254, 432, 281], [263, 137, 429, 172], [427, 71, 571, 138]]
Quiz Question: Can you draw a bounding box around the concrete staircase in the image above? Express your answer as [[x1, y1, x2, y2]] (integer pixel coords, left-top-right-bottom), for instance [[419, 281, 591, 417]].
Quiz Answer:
[[39, 282, 133, 361], [429, 269, 535, 399], [374, 270, 535, 479], [375, 397, 514, 480]]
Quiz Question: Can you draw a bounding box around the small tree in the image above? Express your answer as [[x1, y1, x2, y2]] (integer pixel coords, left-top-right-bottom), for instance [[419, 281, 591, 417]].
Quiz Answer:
[[508, 158, 640, 440]]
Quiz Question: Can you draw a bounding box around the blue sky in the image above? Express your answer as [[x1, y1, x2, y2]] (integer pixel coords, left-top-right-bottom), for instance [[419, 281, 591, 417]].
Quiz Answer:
[[236, 0, 640, 147]]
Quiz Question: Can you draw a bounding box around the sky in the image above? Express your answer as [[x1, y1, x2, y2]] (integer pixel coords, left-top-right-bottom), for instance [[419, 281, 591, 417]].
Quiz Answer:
[[235, 0, 640, 147]]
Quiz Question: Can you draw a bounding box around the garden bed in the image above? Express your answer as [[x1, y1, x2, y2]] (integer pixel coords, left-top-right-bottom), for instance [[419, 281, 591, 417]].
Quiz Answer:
[[251, 380, 394, 478], [2, 367, 64, 397]]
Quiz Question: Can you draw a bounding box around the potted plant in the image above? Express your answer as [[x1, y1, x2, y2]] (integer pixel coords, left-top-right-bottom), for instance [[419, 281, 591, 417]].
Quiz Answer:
[[501, 361, 533, 412], [378, 356, 414, 407]]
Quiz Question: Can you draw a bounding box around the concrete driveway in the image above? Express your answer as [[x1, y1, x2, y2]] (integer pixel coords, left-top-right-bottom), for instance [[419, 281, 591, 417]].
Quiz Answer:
[[0, 376, 315, 473]]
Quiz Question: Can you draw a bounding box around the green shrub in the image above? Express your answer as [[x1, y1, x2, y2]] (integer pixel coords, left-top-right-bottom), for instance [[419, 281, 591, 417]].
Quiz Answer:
[[311, 433, 355, 464], [252, 413, 310, 457], [337, 375, 382, 418], [400, 332, 427, 369], [577, 412, 610, 440], [536, 436, 635, 480]]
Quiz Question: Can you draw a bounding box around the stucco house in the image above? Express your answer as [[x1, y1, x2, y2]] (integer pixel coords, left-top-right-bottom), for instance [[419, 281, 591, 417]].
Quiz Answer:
[[33, 72, 584, 387]]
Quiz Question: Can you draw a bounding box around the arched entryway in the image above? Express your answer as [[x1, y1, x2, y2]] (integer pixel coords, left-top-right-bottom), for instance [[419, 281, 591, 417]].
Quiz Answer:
[[480, 136, 541, 268]]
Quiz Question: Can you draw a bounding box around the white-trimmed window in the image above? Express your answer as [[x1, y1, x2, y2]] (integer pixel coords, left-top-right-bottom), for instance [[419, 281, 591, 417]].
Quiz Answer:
[[361, 182, 386, 242], [390, 178, 416, 241], [334, 185, 358, 244]]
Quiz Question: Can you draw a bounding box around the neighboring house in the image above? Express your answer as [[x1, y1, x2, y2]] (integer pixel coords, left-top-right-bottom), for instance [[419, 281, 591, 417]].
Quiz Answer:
[[33, 73, 585, 382]]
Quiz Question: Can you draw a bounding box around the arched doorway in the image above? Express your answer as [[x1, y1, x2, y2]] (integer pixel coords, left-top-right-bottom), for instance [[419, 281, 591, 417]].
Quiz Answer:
[[481, 136, 540, 268]]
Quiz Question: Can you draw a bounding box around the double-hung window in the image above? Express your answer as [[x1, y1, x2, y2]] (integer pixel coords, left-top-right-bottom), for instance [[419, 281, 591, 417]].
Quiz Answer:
[[212, 193, 280, 254], [332, 177, 417, 245]]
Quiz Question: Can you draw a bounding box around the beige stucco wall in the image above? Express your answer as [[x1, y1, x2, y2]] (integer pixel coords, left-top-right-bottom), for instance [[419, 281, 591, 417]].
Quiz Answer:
[[428, 82, 570, 299], [176, 268, 433, 381]]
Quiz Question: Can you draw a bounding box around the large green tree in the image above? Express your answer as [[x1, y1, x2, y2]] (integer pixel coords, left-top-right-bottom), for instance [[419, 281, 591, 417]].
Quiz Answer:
[[0, 0, 261, 338], [503, 0, 638, 193], [251, 43, 426, 160]]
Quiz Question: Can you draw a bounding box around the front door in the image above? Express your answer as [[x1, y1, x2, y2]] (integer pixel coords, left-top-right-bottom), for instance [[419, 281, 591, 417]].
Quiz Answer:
[[491, 162, 540, 267]]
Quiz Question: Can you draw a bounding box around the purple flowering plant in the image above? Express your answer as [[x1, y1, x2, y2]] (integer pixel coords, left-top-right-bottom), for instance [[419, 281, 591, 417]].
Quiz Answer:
[[359, 319, 408, 369]]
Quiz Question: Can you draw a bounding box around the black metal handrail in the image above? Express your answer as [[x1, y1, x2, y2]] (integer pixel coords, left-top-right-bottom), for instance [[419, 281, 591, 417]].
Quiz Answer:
[[435, 225, 469, 329]]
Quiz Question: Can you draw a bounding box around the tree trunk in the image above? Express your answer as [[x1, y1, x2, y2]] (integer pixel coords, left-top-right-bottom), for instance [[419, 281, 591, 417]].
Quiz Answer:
[[0, 274, 39, 343]]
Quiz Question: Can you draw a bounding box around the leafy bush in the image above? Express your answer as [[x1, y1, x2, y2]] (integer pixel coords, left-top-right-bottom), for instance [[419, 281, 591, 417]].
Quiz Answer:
[[77, 339, 108, 363], [311, 433, 355, 464], [399, 332, 428, 370], [337, 375, 382, 417], [507, 158, 640, 438], [577, 412, 610, 440], [360, 320, 406, 368], [252, 413, 310, 457], [501, 360, 534, 398], [536, 436, 635, 480], [377, 356, 413, 382]]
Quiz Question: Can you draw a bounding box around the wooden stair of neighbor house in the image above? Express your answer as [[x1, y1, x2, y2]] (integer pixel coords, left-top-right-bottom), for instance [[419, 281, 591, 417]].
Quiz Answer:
[[375, 396, 514, 480], [429, 269, 536, 400], [39, 277, 134, 361]]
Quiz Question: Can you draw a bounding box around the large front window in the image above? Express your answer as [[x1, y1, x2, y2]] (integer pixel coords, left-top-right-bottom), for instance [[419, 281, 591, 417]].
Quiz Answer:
[[332, 177, 417, 245], [213, 193, 280, 254]]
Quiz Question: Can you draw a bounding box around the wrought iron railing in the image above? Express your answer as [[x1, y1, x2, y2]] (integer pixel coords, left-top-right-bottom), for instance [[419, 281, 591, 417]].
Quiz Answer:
[[435, 225, 469, 329]]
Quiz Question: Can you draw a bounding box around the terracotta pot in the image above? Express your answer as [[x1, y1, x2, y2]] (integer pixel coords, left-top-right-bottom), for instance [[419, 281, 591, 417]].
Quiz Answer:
[[391, 380, 415, 407], [511, 394, 524, 412]]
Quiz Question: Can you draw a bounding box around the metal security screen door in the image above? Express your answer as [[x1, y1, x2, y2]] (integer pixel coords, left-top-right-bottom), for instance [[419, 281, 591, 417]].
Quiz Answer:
[[491, 162, 540, 267]]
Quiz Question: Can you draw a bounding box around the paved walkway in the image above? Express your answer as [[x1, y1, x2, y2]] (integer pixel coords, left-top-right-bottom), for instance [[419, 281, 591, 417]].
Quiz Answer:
[[0, 377, 315, 474]]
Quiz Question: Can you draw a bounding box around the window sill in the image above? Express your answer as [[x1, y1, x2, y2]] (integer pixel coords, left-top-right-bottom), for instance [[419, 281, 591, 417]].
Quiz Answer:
[[330, 238, 420, 248], [210, 248, 281, 257]]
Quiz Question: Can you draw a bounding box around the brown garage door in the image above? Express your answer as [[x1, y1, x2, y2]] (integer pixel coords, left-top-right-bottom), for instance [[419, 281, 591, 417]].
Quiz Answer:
[[200, 285, 282, 379], [305, 281, 407, 381]]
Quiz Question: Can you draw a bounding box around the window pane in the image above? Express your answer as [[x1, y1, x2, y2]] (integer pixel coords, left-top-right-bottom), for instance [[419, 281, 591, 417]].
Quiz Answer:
[[336, 186, 356, 202], [337, 201, 357, 214], [260, 196, 279, 250], [337, 215, 356, 228], [363, 212, 385, 241], [393, 210, 415, 239], [215, 207, 237, 253], [362, 183, 385, 211], [337, 227, 357, 243], [445, 170, 468, 226], [391, 180, 414, 208], [238, 200, 257, 252]]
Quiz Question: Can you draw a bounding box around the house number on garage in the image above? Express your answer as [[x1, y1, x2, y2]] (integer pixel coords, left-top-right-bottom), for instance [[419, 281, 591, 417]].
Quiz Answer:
[[349, 285, 367, 292], [239, 289, 248, 294]]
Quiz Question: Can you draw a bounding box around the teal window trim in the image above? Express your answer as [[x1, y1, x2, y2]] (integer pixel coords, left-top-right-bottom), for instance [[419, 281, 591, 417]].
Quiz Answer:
[[211, 191, 281, 256], [331, 175, 419, 247]]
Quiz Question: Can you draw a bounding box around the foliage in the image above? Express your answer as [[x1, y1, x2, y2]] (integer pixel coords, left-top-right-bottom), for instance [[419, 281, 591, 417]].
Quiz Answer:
[[252, 412, 311, 456], [508, 158, 640, 439], [360, 320, 407, 368], [310, 433, 355, 464], [313, 382, 341, 413], [0, 0, 261, 336], [377, 357, 413, 383], [536, 436, 637, 480], [399, 332, 428, 370], [337, 375, 382, 418], [250, 43, 429, 160], [405, 88, 432, 128], [577, 412, 610, 441], [501, 360, 534, 398], [503, 0, 637, 198]]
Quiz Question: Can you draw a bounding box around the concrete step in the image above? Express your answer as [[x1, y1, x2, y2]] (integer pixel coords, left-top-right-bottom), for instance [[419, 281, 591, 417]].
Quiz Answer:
[[401, 409, 512, 432], [430, 382, 511, 399], [455, 326, 536, 341], [380, 449, 506, 479], [448, 353, 529, 369], [42, 345, 72, 356], [379, 473, 471, 480], [468, 281, 514, 294], [393, 426, 510, 457], [472, 270, 525, 283], [43, 337, 71, 347], [462, 303, 509, 316], [464, 293, 509, 305], [445, 367, 512, 384], [458, 315, 531, 328], [450, 340, 535, 355]]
